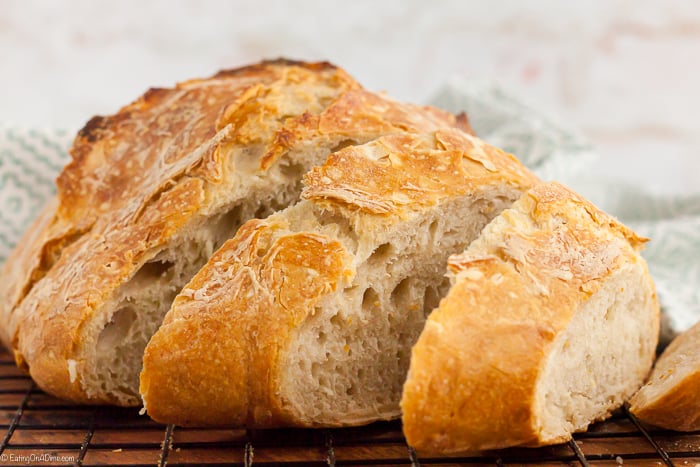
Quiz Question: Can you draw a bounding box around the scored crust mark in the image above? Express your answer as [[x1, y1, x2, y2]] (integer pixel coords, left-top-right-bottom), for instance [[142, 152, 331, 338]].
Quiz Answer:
[[20, 226, 90, 304]]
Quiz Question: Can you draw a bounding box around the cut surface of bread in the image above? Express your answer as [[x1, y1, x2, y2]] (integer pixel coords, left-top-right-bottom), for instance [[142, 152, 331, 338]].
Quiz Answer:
[[140, 128, 538, 427], [0, 59, 472, 406], [401, 182, 659, 453], [629, 319, 700, 431]]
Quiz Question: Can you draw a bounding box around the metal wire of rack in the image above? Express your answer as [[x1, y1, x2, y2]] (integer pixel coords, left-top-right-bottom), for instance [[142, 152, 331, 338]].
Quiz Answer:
[[1, 349, 699, 467]]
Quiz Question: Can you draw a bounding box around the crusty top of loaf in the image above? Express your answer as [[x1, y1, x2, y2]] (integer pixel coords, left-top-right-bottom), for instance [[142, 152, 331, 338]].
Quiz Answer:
[[303, 129, 534, 217], [0, 59, 471, 403], [447, 182, 647, 282], [401, 182, 656, 453], [140, 128, 538, 427]]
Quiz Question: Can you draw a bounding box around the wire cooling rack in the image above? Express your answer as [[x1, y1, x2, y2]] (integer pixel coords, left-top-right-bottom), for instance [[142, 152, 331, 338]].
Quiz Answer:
[[0, 349, 699, 466]]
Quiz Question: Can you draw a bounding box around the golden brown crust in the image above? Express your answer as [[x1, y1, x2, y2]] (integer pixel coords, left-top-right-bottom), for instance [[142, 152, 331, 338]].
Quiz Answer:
[[302, 129, 535, 215], [630, 320, 700, 431], [141, 218, 353, 426], [14, 176, 208, 403], [316, 90, 474, 138], [2, 59, 473, 406], [402, 260, 556, 451], [401, 182, 657, 453], [631, 370, 700, 431], [141, 128, 538, 427], [0, 198, 59, 351]]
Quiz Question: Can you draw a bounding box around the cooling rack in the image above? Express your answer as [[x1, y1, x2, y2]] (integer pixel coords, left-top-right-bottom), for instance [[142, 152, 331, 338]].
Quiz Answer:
[[1, 349, 699, 466]]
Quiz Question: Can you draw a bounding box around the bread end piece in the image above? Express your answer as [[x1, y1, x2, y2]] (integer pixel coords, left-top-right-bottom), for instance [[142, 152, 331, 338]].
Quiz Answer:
[[629, 320, 700, 431], [401, 181, 659, 453]]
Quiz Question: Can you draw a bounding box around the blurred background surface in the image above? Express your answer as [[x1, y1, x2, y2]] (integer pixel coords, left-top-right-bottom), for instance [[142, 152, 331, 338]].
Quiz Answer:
[[2, 0, 698, 194]]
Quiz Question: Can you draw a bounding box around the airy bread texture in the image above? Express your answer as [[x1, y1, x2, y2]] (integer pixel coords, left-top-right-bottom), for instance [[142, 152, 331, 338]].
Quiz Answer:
[[0, 60, 471, 406], [401, 182, 660, 453], [140, 128, 538, 427], [629, 320, 700, 431]]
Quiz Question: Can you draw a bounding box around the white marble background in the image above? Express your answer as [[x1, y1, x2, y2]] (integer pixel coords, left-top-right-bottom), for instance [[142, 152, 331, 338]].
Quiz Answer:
[[2, 0, 698, 194]]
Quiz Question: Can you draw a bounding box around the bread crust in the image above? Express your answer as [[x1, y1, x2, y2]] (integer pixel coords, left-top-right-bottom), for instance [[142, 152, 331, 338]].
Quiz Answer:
[[141, 218, 354, 426], [630, 320, 700, 431], [2, 59, 471, 405], [401, 182, 659, 453], [303, 129, 533, 215], [0, 197, 59, 353], [140, 129, 538, 427]]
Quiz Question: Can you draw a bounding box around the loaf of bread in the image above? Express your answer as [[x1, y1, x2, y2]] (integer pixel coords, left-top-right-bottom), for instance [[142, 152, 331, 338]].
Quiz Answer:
[[629, 319, 700, 431], [140, 127, 538, 427], [0, 60, 471, 406], [1, 60, 666, 448], [401, 182, 660, 453]]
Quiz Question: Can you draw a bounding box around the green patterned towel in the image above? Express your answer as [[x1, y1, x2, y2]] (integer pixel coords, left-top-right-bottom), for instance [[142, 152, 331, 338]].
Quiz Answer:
[[0, 127, 72, 260], [1, 83, 697, 334], [435, 80, 700, 334]]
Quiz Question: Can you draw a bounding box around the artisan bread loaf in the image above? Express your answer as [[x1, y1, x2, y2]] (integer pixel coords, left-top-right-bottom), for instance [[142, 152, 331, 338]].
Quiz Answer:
[[140, 128, 538, 427], [629, 319, 700, 431], [401, 182, 659, 453], [0, 59, 471, 406]]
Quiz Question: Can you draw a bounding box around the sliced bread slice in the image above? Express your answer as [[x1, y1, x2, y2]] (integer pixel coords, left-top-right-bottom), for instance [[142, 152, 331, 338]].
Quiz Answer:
[[629, 319, 700, 431], [401, 182, 659, 453], [1, 60, 470, 406], [140, 128, 538, 427]]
